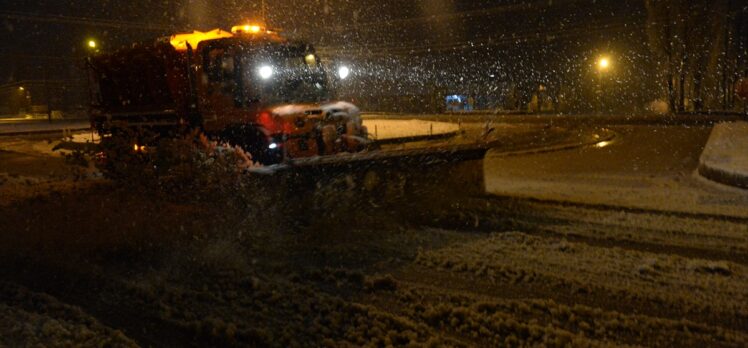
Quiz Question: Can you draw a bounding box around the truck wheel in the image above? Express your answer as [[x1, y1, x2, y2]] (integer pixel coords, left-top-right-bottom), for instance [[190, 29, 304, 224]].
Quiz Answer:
[[222, 127, 282, 165]]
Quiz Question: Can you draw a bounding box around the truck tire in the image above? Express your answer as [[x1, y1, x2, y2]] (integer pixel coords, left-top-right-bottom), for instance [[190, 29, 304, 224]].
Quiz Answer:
[[221, 126, 282, 165]]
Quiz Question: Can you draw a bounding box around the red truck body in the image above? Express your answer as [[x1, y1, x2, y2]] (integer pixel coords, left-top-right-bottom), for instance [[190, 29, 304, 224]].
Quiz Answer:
[[88, 26, 366, 164]]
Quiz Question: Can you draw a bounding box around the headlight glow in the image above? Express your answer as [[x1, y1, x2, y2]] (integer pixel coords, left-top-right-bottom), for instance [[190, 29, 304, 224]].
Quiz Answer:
[[259, 65, 274, 79], [338, 66, 350, 79], [268, 143, 278, 149], [305, 54, 317, 66]]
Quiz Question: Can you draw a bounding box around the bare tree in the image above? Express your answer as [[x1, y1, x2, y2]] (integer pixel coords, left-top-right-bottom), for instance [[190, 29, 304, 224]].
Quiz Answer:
[[645, 0, 679, 113], [645, 0, 740, 112]]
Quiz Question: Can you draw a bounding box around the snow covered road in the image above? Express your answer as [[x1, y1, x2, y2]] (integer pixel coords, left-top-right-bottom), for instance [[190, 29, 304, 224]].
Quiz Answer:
[[3, 121, 748, 346], [485, 125, 748, 218], [2, 179, 747, 346]]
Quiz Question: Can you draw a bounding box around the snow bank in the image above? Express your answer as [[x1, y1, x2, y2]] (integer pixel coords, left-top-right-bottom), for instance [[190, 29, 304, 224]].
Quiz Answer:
[[271, 102, 361, 125], [0, 282, 137, 347], [321, 101, 361, 125], [269, 104, 309, 117], [699, 121, 748, 189]]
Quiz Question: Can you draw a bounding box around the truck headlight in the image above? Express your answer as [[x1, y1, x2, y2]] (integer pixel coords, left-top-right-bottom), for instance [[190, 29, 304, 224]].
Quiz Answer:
[[259, 65, 274, 79], [338, 66, 350, 79]]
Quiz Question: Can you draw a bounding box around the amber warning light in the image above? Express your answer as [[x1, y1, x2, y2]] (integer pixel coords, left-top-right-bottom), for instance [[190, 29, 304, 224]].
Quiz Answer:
[[232, 24, 273, 34], [169, 25, 279, 51], [170, 29, 233, 51]]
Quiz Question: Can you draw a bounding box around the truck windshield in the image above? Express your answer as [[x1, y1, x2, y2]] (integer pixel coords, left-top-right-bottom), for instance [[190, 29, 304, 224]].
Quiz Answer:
[[236, 43, 331, 107]]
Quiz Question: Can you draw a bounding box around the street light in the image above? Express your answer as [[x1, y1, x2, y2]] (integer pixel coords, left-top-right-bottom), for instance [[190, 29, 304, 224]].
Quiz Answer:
[[86, 39, 99, 51], [597, 56, 611, 72], [595, 55, 613, 112], [595, 55, 612, 114]]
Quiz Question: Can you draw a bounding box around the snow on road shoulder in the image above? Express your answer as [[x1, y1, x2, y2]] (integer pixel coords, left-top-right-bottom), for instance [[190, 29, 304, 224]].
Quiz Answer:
[[0, 174, 101, 208], [699, 121, 748, 189], [369, 279, 748, 347], [487, 171, 748, 218], [0, 282, 137, 347], [415, 231, 748, 326], [0, 132, 98, 160]]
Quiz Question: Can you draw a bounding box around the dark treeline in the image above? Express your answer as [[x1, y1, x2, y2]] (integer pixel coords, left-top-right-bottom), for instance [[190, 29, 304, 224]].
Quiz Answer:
[[1, 0, 746, 114]]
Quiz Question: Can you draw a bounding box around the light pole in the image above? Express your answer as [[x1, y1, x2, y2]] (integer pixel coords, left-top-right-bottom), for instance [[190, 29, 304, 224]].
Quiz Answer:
[[260, 0, 267, 25], [596, 56, 612, 114], [17, 86, 28, 114]]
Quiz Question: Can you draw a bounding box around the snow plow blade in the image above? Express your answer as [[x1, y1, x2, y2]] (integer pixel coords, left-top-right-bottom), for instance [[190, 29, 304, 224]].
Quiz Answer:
[[249, 144, 488, 208]]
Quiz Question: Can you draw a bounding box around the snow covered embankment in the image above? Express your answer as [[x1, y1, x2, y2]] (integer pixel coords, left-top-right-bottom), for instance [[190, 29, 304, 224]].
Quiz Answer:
[[699, 121, 748, 189]]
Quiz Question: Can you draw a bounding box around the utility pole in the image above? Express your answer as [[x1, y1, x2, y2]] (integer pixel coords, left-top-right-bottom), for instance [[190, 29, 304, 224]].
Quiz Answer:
[[43, 65, 52, 123], [260, 0, 267, 25], [723, 0, 733, 110]]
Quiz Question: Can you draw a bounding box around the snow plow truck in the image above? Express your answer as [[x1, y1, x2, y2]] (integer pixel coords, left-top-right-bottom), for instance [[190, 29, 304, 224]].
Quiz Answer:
[[87, 24, 368, 164]]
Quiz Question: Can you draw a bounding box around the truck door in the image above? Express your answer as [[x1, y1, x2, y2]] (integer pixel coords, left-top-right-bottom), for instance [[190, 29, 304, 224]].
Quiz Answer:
[[199, 45, 245, 132]]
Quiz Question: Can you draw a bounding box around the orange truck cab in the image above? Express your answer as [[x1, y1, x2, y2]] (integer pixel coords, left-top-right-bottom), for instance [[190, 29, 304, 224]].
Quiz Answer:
[[88, 25, 367, 164]]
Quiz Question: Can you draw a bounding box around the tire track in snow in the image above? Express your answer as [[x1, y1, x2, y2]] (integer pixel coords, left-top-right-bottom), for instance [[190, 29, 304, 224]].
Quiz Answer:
[[410, 231, 748, 331]]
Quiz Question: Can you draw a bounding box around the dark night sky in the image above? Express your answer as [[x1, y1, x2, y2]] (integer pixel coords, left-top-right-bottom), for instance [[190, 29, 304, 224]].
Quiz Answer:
[[0, 0, 645, 83]]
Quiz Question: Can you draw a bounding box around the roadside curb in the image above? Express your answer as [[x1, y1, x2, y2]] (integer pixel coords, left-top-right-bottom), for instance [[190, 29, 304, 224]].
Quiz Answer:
[[373, 130, 460, 145], [0, 127, 90, 137], [698, 164, 748, 189], [361, 112, 747, 126], [488, 128, 617, 157], [697, 122, 748, 190]]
